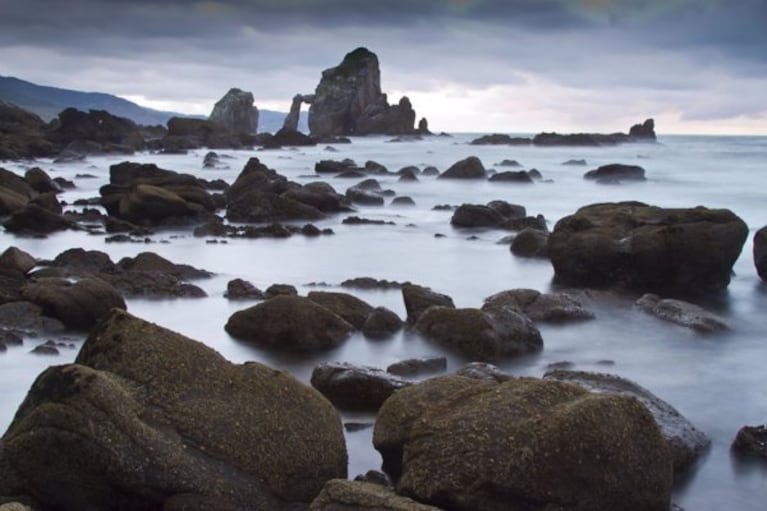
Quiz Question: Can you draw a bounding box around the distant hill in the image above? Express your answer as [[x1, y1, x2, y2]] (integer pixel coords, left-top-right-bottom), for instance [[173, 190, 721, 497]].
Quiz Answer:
[[0, 75, 305, 132]]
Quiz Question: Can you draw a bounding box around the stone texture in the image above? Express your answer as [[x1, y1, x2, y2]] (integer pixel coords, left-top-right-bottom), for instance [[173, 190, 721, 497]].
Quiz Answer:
[[208, 88, 259, 133], [635, 293, 728, 332]]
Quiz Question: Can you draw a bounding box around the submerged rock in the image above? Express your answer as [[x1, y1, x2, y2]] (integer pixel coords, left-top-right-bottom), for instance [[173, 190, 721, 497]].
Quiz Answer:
[[311, 362, 411, 411], [0, 309, 347, 510], [732, 425, 767, 460], [374, 375, 673, 510], [635, 293, 728, 332], [548, 202, 748, 295], [544, 369, 711, 475]]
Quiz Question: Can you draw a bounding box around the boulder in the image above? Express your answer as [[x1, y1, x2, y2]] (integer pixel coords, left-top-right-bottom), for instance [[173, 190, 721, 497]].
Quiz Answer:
[[469, 134, 531, 145], [401, 284, 455, 325], [262, 128, 317, 148], [635, 293, 728, 332], [0, 247, 36, 275], [451, 200, 532, 231], [0, 301, 65, 334], [225, 278, 265, 300], [0, 309, 347, 510], [731, 425, 767, 460], [47, 108, 145, 153], [373, 375, 673, 511], [510, 227, 549, 258], [2, 204, 74, 234], [755, 226, 767, 281], [414, 306, 542, 361], [548, 202, 748, 294], [584, 163, 646, 182], [20, 277, 126, 329], [24, 167, 61, 194], [163, 117, 251, 150], [483, 288, 594, 323], [265, 283, 298, 298], [310, 480, 441, 511], [386, 357, 447, 377], [116, 252, 211, 280], [450, 204, 503, 228], [51, 248, 116, 275], [225, 295, 355, 350], [438, 156, 486, 179], [0, 100, 56, 159], [488, 170, 534, 183], [629, 118, 657, 140], [307, 291, 374, 329], [311, 362, 411, 411], [362, 306, 403, 339], [544, 369, 711, 475], [208, 88, 259, 133]]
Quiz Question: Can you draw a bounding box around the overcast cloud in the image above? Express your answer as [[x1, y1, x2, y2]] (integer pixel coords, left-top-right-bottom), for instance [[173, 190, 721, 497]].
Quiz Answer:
[[0, 0, 765, 133]]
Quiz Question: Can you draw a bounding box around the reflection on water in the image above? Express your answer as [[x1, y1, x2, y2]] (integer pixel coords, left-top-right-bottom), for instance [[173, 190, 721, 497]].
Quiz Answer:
[[2, 134, 767, 509]]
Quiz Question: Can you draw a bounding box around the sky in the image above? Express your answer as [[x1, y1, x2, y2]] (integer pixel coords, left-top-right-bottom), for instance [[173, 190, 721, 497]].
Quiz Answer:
[[0, 0, 765, 135]]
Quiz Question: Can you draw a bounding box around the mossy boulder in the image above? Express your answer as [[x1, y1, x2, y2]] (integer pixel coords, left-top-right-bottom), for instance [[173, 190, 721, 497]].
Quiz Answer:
[[0, 309, 347, 510], [311, 362, 411, 411], [401, 284, 455, 325], [374, 375, 673, 511], [414, 306, 542, 361], [438, 156, 486, 179], [225, 295, 355, 350], [548, 202, 748, 294], [307, 291, 375, 329], [483, 288, 594, 323]]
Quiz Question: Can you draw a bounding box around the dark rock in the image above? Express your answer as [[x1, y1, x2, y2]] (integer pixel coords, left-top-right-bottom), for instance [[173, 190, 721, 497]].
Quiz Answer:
[[364, 160, 388, 174], [373, 375, 673, 510], [421, 166, 439, 176], [0, 330, 23, 346], [548, 202, 748, 294], [386, 357, 447, 377], [0, 309, 347, 510], [29, 191, 62, 214], [283, 181, 351, 213], [754, 226, 767, 281], [450, 204, 503, 227], [544, 369, 711, 475], [308, 48, 418, 138], [584, 163, 646, 182], [225, 295, 355, 350], [47, 108, 145, 152], [391, 196, 415, 206], [163, 116, 253, 150], [116, 252, 211, 280], [265, 283, 298, 298], [510, 227, 550, 258], [414, 305, 542, 361], [202, 151, 220, 168], [401, 284, 455, 324], [469, 134, 531, 145], [455, 362, 513, 382], [345, 186, 385, 206], [489, 170, 534, 183], [0, 301, 65, 334], [283, 93, 309, 132], [484, 288, 594, 323], [302, 223, 322, 236], [262, 128, 317, 148], [362, 306, 403, 339], [495, 159, 523, 167], [315, 159, 359, 174], [562, 159, 587, 166], [208, 88, 258, 133], [24, 167, 61, 194], [311, 362, 411, 411], [731, 425, 767, 460], [0, 167, 36, 215], [341, 277, 406, 290], [307, 291, 374, 329], [345, 423, 374, 433], [438, 156, 486, 179], [20, 277, 126, 329], [311, 480, 440, 511], [629, 118, 656, 140], [342, 216, 393, 226], [225, 278, 265, 300], [417, 117, 430, 135], [29, 343, 59, 355], [2, 204, 75, 234], [0, 247, 36, 275], [397, 169, 419, 182], [527, 168, 543, 180], [51, 248, 116, 275], [336, 169, 367, 179], [635, 293, 728, 332], [0, 100, 56, 159]]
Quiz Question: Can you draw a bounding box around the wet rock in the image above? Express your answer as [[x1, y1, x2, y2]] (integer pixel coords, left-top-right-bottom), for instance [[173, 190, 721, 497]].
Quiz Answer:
[[731, 425, 767, 460], [0, 168, 36, 215], [2, 204, 74, 234], [510, 227, 550, 258], [308, 48, 418, 138], [343, 216, 394, 226], [202, 151, 220, 168], [47, 108, 146, 153], [635, 294, 728, 332], [24, 167, 61, 194], [455, 361, 513, 382], [374, 375, 673, 510], [341, 277, 406, 290], [401, 284, 455, 324], [0, 330, 23, 346], [310, 480, 441, 511], [414, 305, 542, 361], [51, 248, 116, 275], [311, 362, 411, 411], [451, 200, 534, 231], [0, 301, 65, 334], [29, 341, 59, 355], [0, 247, 36, 275], [21, 277, 126, 329], [489, 170, 534, 183], [483, 288, 595, 323], [386, 357, 447, 377], [469, 134, 531, 145], [438, 156, 486, 179], [584, 163, 646, 182], [398, 169, 419, 182], [0, 309, 347, 510], [283, 181, 352, 213], [754, 225, 767, 281], [544, 369, 710, 475], [225, 295, 355, 350], [116, 252, 212, 280], [346, 186, 385, 206], [316, 159, 359, 174], [225, 278, 265, 300], [162, 116, 252, 151], [208, 88, 259, 133], [307, 291, 375, 329], [364, 160, 389, 174], [0, 101, 56, 159], [421, 166, 439, 176], [548, 202, 748, 294], [345, 423, 374, 433], [262, 128, 317, 148], [391, 196, 415, 206], [265, 283, 298, 298], [496, 159, 523, 167], [450, 203, 504, 227]]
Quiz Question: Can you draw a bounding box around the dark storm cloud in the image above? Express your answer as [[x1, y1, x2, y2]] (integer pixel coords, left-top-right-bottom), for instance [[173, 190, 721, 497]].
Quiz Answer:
[[0, 0, 765, 129]]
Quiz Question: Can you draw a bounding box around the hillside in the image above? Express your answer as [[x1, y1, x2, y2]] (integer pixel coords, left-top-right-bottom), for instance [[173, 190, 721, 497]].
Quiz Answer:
[[0, 75, 304, 132]]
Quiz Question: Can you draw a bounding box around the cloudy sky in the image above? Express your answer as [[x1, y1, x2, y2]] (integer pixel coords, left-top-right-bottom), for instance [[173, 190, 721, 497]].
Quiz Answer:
[[1, 0, 765, 134]]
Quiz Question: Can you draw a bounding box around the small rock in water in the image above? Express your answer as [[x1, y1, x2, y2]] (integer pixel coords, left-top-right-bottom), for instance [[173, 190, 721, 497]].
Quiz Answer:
[[264, 283, 298, 298], [635, 294, 728, 333], [30, 341, 59, 355], [731, 425, 767, 460], [344, 422, 373, 432], [387, 357, 447, 377]]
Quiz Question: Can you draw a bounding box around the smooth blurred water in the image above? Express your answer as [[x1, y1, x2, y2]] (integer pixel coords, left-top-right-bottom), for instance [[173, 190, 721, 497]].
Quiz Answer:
[[1, 133, 766, 510]]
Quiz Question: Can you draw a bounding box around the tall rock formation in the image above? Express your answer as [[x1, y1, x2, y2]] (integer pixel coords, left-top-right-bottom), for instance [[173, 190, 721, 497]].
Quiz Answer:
[[209, 88, 259, 134], [308, 47, 420, 138], [283, 94, 314, 132]]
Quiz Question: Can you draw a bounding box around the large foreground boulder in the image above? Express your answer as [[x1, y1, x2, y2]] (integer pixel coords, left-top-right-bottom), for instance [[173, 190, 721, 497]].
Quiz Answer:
[[225, 295, 355, 350], [548, 202, 748, 295], [374, 375, 673, 511], [0, 309, 347, 510]]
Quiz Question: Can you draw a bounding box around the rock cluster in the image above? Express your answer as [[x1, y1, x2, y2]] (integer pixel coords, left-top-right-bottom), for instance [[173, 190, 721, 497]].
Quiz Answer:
[[1, 166, 74, 234], [468, 119, 657, 147]]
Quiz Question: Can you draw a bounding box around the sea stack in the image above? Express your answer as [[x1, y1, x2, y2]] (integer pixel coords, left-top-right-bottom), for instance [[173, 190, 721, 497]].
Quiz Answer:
[[308, 47, 419, 138], [209, 88, 259, 133]]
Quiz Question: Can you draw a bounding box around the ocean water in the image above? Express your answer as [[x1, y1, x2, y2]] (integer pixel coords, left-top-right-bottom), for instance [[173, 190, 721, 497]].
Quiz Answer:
[[1, 133, 766, 510]]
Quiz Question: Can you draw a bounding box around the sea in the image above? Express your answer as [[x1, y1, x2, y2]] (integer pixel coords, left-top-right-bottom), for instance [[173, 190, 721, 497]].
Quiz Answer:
[[1, 133, 765, 510]]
